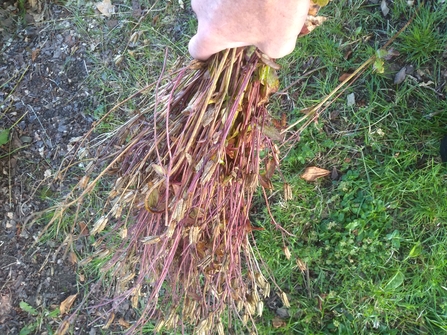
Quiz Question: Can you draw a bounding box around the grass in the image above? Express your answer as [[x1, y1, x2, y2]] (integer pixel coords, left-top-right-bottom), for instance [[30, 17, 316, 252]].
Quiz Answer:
[[32, 0, 447, 333]]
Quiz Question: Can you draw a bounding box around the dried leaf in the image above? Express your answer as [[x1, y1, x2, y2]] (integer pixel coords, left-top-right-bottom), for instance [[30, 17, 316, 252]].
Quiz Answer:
[[394, 67, 406, 84], [152, 164, 166, 176], [299, 16, 327, 37], [339, 72, 353, 82], [69, 252, 78, 265], [262, 125, 283, 141], [381, 0, 390, 16], [96, 0, 114, 17], [118, 318, 131, 328], [283, 246, 291, 260], [56, 320, 71, 335], [60, 294, 77, 315], [31, 49, 40, 62], [102, 312, 115, 329], [272, 316, 287, 328], [265, 158, 277, 179], [78, 221, 89, 236], [144, 187, 163, 213], [259, 173, 273, 189], [301, 166, 330, 181], [308, 0, 330, 15]]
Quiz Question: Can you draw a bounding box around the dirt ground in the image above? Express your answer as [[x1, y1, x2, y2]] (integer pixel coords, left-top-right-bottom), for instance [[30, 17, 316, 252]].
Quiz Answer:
[[1, 1, 98, 333]]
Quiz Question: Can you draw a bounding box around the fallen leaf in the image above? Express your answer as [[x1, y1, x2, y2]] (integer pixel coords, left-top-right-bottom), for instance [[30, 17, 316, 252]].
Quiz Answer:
[[96, 0, 114, 17], [308, 0, 330, 15], [262, 125, 283, 141], [265, 158, 277, 179], [60, 294, 77, 315], [118, 318, 131, 328], [394, 67, 406, 84], [301, 166, 330, 181], [102, 312, 115, 329], [299, 16, 328, 37], [259, 173, 273, 189], [31, 49, 40, 62], [55, 320, 70, 335], [272, 316, 287, 328], [381, 0, 390, 16], [69, 252, 78, 265], [339, 72, 353, 82], [0, 128, 10, 146], [78, 221, 89, 237]]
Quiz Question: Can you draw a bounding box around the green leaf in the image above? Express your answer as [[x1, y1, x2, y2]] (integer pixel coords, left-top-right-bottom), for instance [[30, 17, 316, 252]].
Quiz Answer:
[[385, 271, 405, 290], [47, 307, 60, 318], [312, 0, 330, 7], [0, 128, 10, 145], [408, 242, 422, 258], [19, 324, 36, 335], [19, 301, 38, 316]]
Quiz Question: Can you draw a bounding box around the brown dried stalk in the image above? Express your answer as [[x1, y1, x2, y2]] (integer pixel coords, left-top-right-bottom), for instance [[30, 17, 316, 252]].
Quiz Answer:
[[51, 47, 285, 334]]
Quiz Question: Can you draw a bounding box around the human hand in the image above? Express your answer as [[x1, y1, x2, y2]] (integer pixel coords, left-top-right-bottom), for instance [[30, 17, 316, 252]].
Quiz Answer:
[[188, 0, 310, 60]]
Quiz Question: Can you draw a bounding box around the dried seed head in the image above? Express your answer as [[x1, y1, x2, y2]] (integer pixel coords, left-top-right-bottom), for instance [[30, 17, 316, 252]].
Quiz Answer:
[[242, 313, 249, 326], [119, 272, 135, 285], [280, 291, 291, 308], [131, 284, 141, 308], [119, 227, 127, 239], [296, 258, 307, 273], [257, 301, 264, 316], [283, 246, 291, 260], [246, 300, 256, 316], [140, 236, 161, 245], [255, 272, 267, 289], [91, 216, 108, 236], [283, 182, 293, 201], [217, 321, 225, 335], [189, 226, 201, 245]]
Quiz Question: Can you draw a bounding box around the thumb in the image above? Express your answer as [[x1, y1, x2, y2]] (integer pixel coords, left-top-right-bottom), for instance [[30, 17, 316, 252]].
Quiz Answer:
[[188, 34, 217, 61]]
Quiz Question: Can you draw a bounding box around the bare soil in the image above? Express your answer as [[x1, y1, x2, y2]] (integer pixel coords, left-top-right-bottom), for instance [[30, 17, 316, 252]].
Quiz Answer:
[[1, 2, 96, 334]]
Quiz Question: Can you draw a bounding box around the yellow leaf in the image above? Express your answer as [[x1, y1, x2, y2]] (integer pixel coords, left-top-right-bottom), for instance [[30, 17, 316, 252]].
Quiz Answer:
[[301, 166, 330, 182], [60, 294, 77, 315]]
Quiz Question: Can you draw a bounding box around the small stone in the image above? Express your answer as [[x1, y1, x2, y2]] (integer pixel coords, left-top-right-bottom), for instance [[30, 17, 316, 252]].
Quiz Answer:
[[276, 307, 290, 318]]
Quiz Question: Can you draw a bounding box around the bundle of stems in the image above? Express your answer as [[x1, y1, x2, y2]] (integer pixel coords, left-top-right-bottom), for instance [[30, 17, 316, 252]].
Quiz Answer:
[[52, 47, 287, 334]]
